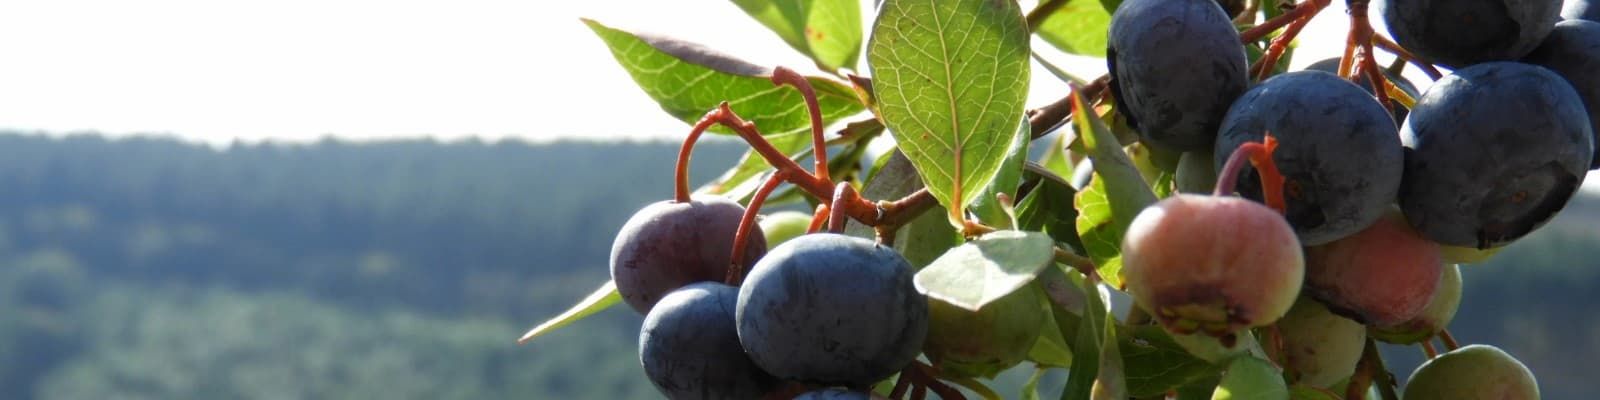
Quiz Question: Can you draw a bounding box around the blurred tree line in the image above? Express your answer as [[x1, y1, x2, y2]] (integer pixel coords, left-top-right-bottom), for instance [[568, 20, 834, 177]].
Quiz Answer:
[[0, 132, 1593, 399]]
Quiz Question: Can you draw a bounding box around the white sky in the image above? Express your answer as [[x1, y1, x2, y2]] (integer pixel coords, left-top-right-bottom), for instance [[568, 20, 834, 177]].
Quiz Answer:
[[0, 0, 1362, 145], [0, 0, 1597, 190]]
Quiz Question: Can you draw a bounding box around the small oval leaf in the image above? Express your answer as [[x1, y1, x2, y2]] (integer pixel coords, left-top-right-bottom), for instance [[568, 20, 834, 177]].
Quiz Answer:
[[516, 280, 619, 345], [914, 230, 1054, 310], [868, 0, 1031, 223]]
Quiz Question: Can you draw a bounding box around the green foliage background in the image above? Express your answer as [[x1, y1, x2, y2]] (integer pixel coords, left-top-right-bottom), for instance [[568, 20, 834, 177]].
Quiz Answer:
[[0, 132, 1593, 399]]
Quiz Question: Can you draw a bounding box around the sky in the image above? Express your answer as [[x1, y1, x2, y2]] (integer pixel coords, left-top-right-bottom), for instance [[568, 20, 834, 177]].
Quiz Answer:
[[0, 0, 1363, 145], [1, 0, 1598, 191]]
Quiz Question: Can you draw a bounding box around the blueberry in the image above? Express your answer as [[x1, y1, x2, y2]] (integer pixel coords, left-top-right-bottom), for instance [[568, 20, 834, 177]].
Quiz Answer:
[[1215, 71, 1404, 245], [736, 233, 928, 387], [610, 195, 767, 314], [640, 282, 779, 399], [794, 388, 879, 399], [1400, 62, 1594, 248], [1379, 0, 1562, 67], [1523, 19, 1600, 169], [1564, 0, 1600, 21], [1108, 0, 1248, 152]]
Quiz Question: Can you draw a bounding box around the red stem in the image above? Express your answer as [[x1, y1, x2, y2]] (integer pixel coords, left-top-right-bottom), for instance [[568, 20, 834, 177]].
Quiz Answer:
[[1252, 11, 1315, 81], [771, 67, 831, 183], [674, 111, 722, 203], [1347, 0, 1393, 113], [1439, 329, 1461, 350], [1371, 34, 1443, 80], [1214, 133, 1287, 213], [1238, 0, 1332, 43], [1421, 339, 1439, 359], [704, 102, 929, 231], [807, 203, 830, 234], [728, 172, 787, 285], [828, 182, 856, 233]]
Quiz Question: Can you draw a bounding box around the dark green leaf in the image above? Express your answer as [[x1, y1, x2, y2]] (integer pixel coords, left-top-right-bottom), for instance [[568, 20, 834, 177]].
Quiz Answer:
[[1091, 309, 1126, 400], [516, 280, 619, 344], [1028, 277, 1076, 368], [1060, 273, 1107, 400], [914, 230, 1055, 310], [868, 0, 1031, 224], [1017, 165, 1084, 254], [1120, 326, 1222, 397], [583, 19, 864, 138], [971, 117, 1032, 229], [1036, 1, 1112, 57], [731, 0, 864, 71]]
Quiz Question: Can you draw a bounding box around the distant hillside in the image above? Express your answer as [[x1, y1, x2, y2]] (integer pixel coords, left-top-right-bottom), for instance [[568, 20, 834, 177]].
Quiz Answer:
[[0, 132, 1592, 399]]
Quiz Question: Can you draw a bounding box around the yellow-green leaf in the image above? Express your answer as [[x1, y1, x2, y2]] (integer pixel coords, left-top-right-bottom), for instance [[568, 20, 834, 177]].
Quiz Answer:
[[584, 19, 863, 138], [731, 0, 864, 71], [516, 280, 619, 345], [868, 0, 1031, 224]]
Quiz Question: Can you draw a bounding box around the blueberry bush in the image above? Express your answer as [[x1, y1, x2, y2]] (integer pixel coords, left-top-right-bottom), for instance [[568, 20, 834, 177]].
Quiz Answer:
[[520, 0, 1594, 398]]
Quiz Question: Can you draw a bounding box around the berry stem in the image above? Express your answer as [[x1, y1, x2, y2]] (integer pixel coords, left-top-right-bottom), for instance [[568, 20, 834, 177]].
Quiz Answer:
[[674, 110, 723, 203], [770, 67, 831, 183], [700, 102, 934, 236], [1027, 76, 1110, 140], [1421, 339, 1439, 359], [1238, 0, 1332, 43], [1024, 0, 1069, 31], [1346, 0, 1394, 113], [1367, 338, 1403, 400], [1438, 329, 1461, 350], [727, 171, 787, 285], [889, 371, 914, 400], [1054, 247, 1097, 277], [1251, 10, 1317, 81], [828, 182, 857, 233], [910, 362, 967, 400], [1214, 134, 1288, 213], [807, 203, 831, 234], [1370, 34, 1444, 80], [1345, 340, 1377, 400]]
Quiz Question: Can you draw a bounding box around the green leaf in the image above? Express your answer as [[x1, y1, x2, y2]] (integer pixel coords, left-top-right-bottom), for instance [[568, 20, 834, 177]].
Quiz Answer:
[[971, 117, 1032, 229], [1028, 277, 1076, 368], [1212, 357, 1289, 400], [1061, 274, 1108, 400], [1036, 1, 1112, 57], [1022, 367, 1050, 400], [1018, 164, 1085, 254], [868, 0, 1031, 224], [1098, 0, 1123, 13], [1120, 326, 1222, 397], [583, 19, 864, 138], [731, 0, 863, 71], [1069, 91, 1157, 288], [914, 230, 1055, 310], [848, 151, 962, 269], [1091, 310, 1127, 400], [1288, 384, 1342, 400], [516, 280, 619, 344]]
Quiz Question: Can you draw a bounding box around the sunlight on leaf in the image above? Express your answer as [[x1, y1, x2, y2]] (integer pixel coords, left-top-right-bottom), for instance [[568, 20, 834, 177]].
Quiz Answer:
[[517, 281, 619, 345], [868, 0, 1030, 224]]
